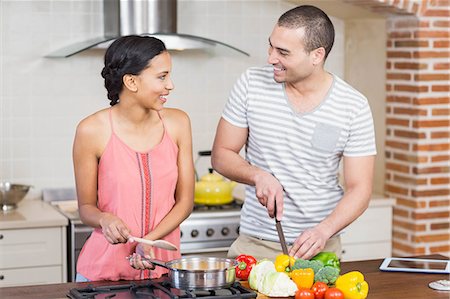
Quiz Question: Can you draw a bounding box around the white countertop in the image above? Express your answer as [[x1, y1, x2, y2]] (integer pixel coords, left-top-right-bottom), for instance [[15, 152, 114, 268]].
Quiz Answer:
[[0, 199, 68, 230]]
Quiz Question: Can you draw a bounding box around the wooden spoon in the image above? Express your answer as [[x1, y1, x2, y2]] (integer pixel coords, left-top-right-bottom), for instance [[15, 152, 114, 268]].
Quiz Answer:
[[128, 236, 178, 251]]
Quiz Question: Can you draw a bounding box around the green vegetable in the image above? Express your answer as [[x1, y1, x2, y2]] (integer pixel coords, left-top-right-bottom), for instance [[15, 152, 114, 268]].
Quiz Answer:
[[292, 259, 324, 273], [259, 271, 298, 297], [248, 259, 276, 291], [311, 252, 340, 271], [314, 265, 340, 285]]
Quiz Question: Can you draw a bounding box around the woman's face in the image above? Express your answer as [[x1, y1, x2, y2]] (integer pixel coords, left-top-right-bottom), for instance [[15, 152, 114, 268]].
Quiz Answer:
[[135, 51, 174, 110]]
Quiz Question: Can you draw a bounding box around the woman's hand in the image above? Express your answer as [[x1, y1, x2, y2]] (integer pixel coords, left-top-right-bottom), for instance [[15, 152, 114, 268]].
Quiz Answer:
[[128, 243, 155, 270], [99, 213, 131, 244]]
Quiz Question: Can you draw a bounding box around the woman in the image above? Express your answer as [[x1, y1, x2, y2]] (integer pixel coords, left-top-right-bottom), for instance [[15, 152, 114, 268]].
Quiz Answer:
[[73, 35, 194, 281]]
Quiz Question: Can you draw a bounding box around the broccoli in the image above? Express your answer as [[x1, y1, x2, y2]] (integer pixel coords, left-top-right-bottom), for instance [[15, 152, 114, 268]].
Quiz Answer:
[[314, 265, 340, 285], [292, 259, 324, 274]]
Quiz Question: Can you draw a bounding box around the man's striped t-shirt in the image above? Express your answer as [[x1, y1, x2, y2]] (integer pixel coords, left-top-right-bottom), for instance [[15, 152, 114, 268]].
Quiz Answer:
[[222, 65, 377, 243]]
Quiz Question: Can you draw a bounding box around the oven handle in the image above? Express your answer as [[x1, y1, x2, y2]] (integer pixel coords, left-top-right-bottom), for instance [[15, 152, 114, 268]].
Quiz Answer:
[[74, 226, 94, 233], [181, 247, 231, 254]]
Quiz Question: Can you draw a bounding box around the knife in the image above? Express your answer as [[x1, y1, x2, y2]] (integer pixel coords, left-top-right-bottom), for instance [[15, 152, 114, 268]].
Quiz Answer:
[[274, 200, 289, 255]]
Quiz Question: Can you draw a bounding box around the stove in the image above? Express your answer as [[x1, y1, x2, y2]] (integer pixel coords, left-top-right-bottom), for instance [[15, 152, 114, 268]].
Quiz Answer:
[[179, 200, 242, 255], [68, 276, 256, 299]]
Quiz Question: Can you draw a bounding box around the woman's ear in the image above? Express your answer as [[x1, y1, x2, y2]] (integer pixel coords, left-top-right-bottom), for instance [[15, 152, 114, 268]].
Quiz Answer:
[[123, 74, 138, 92]]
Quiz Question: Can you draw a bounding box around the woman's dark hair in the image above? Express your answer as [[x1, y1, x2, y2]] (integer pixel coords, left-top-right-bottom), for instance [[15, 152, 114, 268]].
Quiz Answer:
[[278, 5, 334, 59], [101, 35, 167, 106]]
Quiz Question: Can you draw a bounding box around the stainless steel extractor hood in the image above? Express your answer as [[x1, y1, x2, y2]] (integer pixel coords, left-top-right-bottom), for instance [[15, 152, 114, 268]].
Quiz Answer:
[[46, 0, 249, 58]]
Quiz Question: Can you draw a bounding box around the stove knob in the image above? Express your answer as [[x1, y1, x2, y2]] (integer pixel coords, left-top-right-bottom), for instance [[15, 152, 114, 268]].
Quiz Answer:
[[221, 227, 229, 236], [191, 229, 199, 238], [206, 228, 214, 237]]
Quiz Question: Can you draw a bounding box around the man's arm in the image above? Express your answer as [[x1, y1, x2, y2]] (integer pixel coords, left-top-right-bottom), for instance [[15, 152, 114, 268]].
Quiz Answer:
[[289, 155, 375, 259], [212, 118, 284, 219]]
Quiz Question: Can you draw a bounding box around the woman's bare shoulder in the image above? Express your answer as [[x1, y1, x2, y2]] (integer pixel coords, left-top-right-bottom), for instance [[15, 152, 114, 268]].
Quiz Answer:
[[161, 108, 191, 126], [75, 108, 110, 139]]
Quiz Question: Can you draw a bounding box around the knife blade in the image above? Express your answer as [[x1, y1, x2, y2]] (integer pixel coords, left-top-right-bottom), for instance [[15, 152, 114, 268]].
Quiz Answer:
[[274, 200, 289, 255]]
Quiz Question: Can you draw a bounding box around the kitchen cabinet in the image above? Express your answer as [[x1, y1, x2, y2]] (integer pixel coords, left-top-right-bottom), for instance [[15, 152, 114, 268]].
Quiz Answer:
[[340, 195, 395, 261], [0, 199, 68, 287]]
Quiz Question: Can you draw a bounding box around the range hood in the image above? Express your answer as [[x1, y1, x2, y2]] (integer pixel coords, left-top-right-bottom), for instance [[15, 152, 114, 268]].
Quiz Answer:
[[46, 0, 249, 58]]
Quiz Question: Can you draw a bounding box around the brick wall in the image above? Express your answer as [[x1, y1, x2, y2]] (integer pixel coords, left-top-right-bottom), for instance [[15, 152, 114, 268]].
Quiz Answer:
[[344, 0, 450, 257]]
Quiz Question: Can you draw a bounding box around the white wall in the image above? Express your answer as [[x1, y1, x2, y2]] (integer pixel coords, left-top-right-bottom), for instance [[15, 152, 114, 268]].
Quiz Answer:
[[0, 0, 344, 197]]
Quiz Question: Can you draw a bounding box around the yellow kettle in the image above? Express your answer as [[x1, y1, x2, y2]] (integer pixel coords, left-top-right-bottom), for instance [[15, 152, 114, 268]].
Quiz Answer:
[[194, 168, 237, 205]]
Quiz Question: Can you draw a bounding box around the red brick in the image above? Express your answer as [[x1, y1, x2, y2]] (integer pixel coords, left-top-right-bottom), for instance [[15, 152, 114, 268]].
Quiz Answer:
[[413, 165, 450, 174], [393, 152, 427, 161], [431, 131, 450, 138], [412, 210, 450, 219], [393, 107, 428, 116], [394, 85, 429, 92], [393, 207, 409, 218], [429, 0, 450, 7], [432, 108, 450, 116], [412, 234, 450, 243], [434, 62, 450, 69], [430, 244, 450, 254], [431, 177, 450, 184], [396, 196, 427, 208], [433, 20, 450, 27], [414, 51, 450, 58], [434, 40, 450, 47], [386, 118, 410, 126], [431, 222, 450, 230], [393, 241, 426, 255], [387, 84, 392, 91], [386, 163, 410, 174], [432, 85, 450, 92], [387, 51, 412, 58], [386, 183, 410, 194], [412, 189, 450, 197], [394, 62, 428, 70], [413, 119, 450, 128], [393, 231, 409, 240], [389, 31, 412, 38], [414, 97, 449, 105], [414, 143, 450, 151], [414, 73, 450, 81], [394, 130, 426, 139], [387, 95, 412, 103], [414, 31, 450, 38], [386, 140, 410, 150], [423, 9, 450, 17], [429, 199, 450, 207], [387, 73, 411, 80], [431, 155, 450, 162], [393, 219, 427, 231]]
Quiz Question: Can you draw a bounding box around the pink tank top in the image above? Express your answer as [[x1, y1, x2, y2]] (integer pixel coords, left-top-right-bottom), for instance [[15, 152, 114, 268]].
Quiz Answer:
[[77, 109, 181, 281]]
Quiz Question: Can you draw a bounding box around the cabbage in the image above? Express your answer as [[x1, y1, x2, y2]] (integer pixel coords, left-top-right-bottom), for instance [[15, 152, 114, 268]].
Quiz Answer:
[[248, 260, 276, 290], [259, 271, 298, 297]]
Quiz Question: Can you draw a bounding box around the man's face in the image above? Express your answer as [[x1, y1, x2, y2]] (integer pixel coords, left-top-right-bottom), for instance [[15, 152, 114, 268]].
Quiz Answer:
[[267, 25, 315, 84]]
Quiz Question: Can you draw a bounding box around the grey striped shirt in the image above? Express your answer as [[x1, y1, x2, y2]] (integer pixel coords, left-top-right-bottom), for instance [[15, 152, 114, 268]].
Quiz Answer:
[[222, 65, 376, 243]]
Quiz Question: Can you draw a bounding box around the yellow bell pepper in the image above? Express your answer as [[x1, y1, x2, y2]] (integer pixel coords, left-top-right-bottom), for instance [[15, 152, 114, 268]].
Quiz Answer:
[[291, 268, 314, 289], [335, 271, 369, 299], [274, 254, 296, 276]]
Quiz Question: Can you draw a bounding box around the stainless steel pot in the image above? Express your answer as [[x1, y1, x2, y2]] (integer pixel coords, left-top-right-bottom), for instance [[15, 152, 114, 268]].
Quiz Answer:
[[149, 256, 237, 290]]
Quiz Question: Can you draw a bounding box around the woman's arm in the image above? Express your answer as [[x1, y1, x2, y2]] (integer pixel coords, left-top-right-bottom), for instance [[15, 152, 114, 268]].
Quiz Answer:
[[73, 114, 131, 243], [144, 109, 195, 241]]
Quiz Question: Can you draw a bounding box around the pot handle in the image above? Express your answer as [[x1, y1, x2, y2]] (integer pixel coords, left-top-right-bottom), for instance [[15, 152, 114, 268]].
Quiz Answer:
[[126, 256, 169, 269], [141, 258, 169, 269]]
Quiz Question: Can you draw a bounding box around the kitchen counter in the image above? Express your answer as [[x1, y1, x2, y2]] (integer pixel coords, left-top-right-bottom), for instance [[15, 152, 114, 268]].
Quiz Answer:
[[0, 255, 448, 299], [0, 198, 68, 229]]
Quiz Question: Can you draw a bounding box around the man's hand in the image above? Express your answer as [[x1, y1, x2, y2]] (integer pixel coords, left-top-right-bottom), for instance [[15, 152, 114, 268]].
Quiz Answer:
[[288, 226, 329, 260], [254, 171, 284, 220], [99, 213, 131, 244]]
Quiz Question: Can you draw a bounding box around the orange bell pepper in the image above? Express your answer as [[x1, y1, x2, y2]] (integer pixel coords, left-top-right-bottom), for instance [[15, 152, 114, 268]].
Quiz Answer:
[[291, 268, 315, 289]]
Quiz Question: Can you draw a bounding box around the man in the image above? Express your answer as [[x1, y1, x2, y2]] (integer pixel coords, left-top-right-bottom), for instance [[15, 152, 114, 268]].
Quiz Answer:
[[212, 5, 376, 261]]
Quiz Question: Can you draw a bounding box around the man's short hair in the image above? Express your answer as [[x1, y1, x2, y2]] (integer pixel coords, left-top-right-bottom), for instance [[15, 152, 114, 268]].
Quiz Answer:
[[278, 5, 335, 59]]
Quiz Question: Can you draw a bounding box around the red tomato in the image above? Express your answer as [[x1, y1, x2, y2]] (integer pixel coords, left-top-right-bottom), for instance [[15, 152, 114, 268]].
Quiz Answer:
[[312, 281, 329, 299], [295, 288, 315, 299], [324, 288, 344, 299]]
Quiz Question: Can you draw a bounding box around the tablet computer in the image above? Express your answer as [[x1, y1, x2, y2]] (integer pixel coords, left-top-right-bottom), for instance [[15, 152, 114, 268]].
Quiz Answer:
[[379, 257, 450, 274]]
